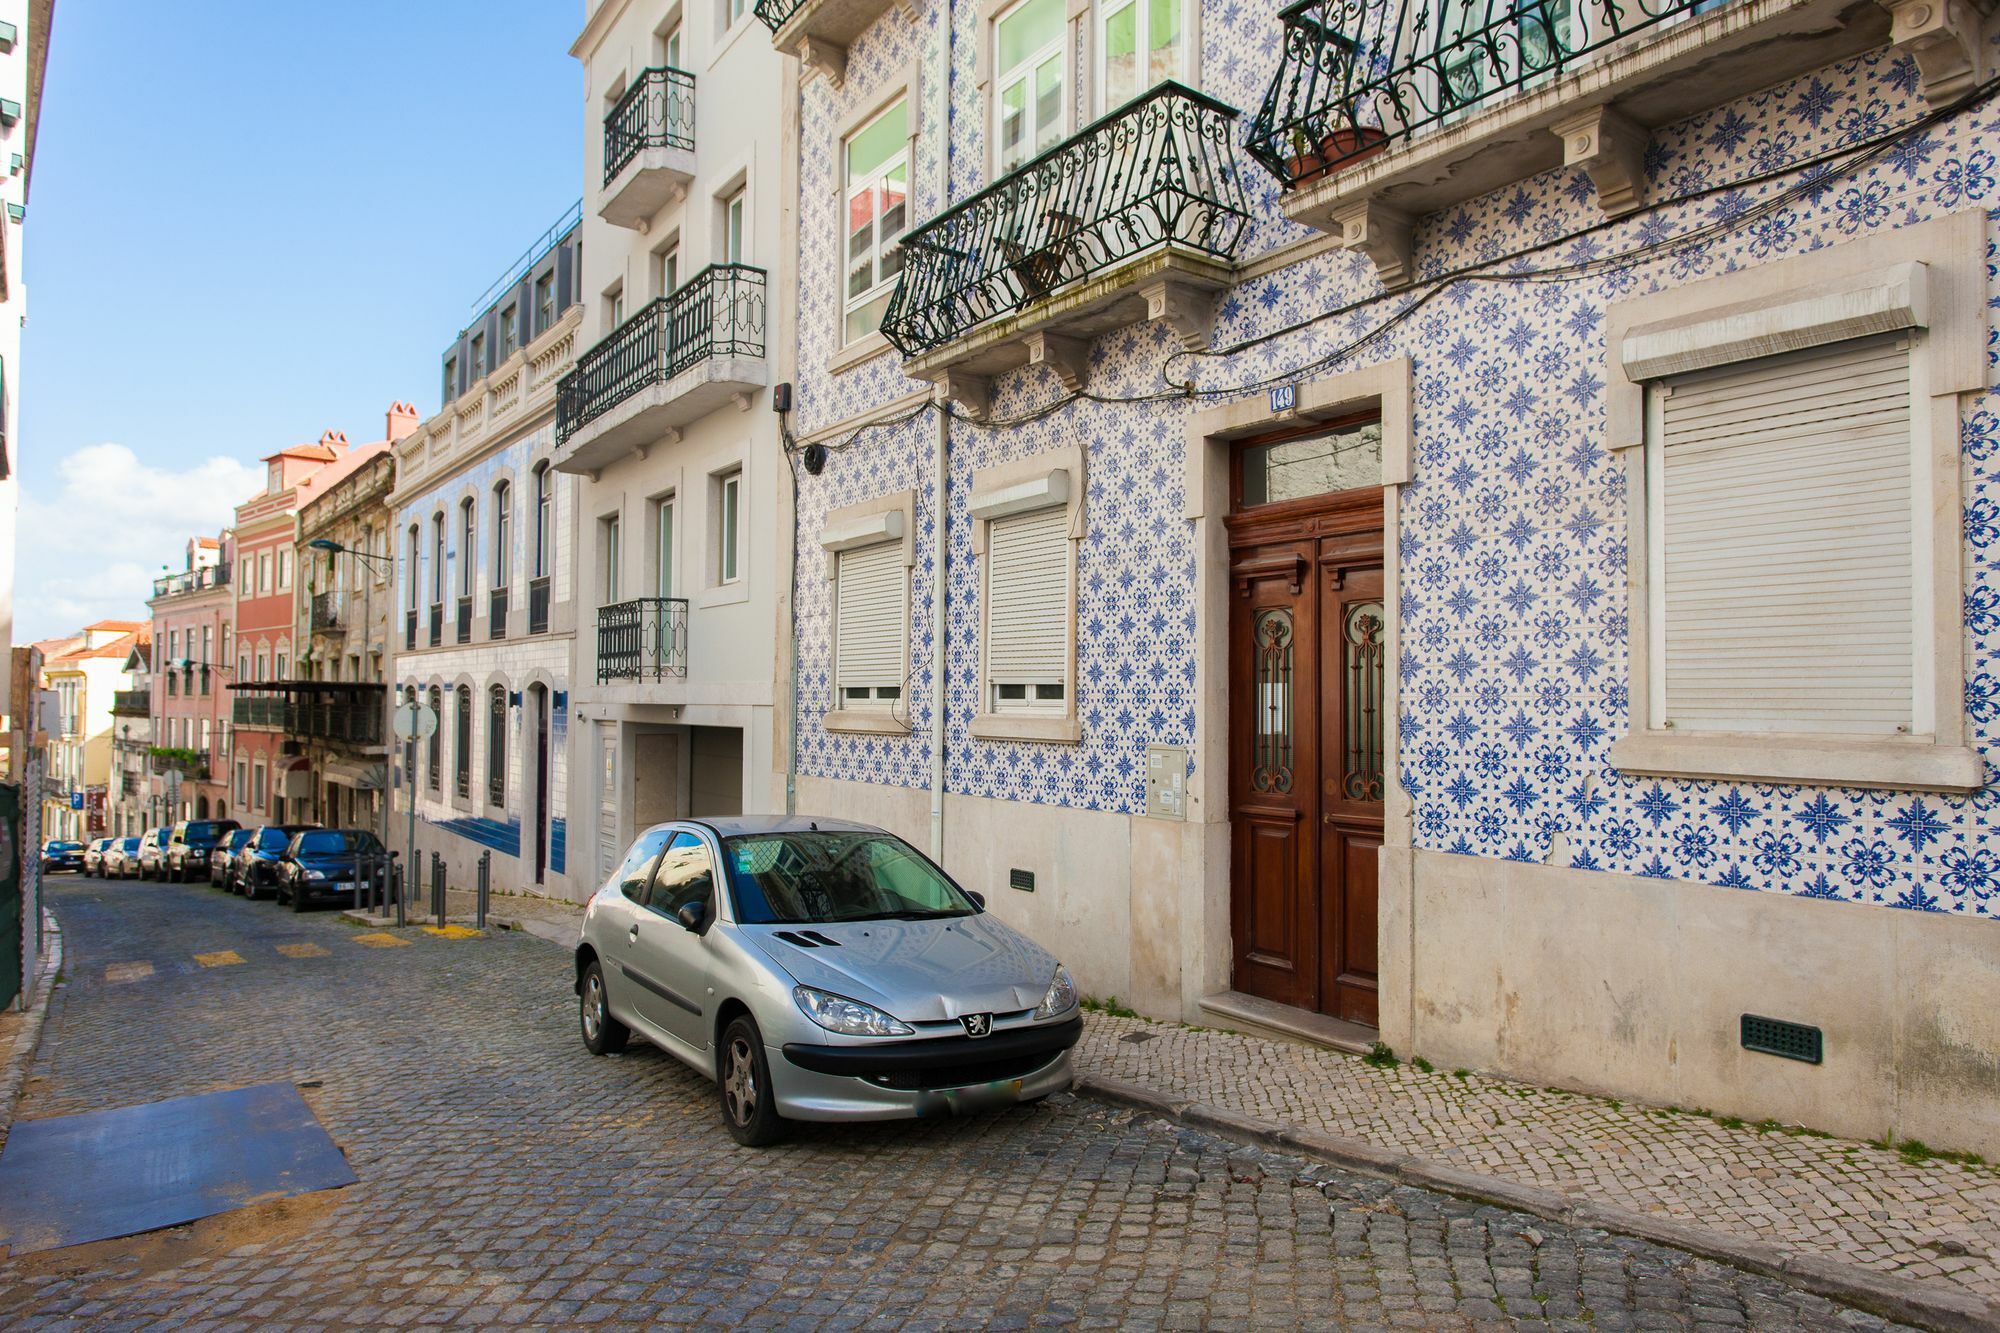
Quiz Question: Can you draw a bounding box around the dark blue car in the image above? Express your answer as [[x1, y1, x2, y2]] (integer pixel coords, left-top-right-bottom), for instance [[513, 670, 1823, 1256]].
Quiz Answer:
[[273, 829, 386, 912], [40, 840, 84, 874]]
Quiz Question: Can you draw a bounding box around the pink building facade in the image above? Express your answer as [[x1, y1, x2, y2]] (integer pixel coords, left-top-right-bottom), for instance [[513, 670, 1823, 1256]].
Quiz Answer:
[[146, 535, 233, 823]]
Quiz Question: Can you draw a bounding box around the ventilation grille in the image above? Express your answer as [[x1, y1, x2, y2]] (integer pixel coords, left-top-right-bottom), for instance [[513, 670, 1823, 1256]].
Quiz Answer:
[[1741, 1014, 1822, 1064], [773, 930, 844, 949], [1009, 868, 1035, 892]]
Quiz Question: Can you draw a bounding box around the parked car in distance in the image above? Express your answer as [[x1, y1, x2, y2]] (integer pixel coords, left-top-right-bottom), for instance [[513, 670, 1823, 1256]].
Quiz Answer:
[[83, 838, 116, 875], [272, 829, 386, 912], [40, 840, 85, 874], [102, 836, 141, 879], [232, 824, 319, 899], [132, 827, 172, 880], [210, 828, 255, 887], [573, 816, 1080, 1147], [164, 818, 241, 882]]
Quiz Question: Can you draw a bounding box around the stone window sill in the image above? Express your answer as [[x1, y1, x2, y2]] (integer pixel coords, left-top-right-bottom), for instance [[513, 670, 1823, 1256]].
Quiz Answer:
[[969, 713, 1082, 744], [1609, 731, 1986, 794], [824, 709, 911, 736]]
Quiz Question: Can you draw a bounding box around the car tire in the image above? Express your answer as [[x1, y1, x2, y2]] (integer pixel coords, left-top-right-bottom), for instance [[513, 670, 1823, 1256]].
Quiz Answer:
[[717, 1015, 788, 1148], [289, 881, 308, 912], [578, 960, 629, 1056]]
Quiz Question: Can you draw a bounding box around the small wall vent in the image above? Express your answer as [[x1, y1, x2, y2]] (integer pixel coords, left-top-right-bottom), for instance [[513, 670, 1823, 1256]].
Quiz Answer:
[[1741, 1014, 1822, 1065], [1008, 868, 1035, 892]]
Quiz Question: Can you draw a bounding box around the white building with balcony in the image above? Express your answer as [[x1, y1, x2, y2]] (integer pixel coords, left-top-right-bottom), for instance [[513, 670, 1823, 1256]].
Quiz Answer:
[[391, 212, 584, 899], [558, 0, 792, 895]]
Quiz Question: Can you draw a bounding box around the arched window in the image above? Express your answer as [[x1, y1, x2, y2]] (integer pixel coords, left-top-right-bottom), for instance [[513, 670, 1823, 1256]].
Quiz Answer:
[[493, 481, 512, 588], [533, 464, 551, 578], [454, 686, 473, 800], [487, 685, 507, 806], [427, 686, 442, 791], [458, 498, 476, 597], [406, 523, 421, 610]]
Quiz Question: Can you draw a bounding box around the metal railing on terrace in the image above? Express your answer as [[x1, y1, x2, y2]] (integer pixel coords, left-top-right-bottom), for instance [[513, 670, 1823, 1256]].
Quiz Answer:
[[556, 265, 767, 445], [152, 562, 230, 599], [751, 0, 806, 30], [1245, 0, 1727, 188], [232, 695, 286, 728], [287, 696, 384, 747], [111, 689, 149, 716], [880, 83, 1249, 357], [605, 66, 696, 185], [468, 199, 584, 317], [310, 591, 342, 632], [597, 598, 689, 683]]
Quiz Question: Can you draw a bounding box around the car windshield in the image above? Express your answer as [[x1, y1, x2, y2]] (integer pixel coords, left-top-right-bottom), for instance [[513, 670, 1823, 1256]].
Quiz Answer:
[[185, 821, 231, 841], [119, 839, 138, 852], [720, 830, 975, 925], [226, 831, 253, 851], [255, 828, 294, 849], [296, 831, 380, 856], [48, 842, 81, 852]]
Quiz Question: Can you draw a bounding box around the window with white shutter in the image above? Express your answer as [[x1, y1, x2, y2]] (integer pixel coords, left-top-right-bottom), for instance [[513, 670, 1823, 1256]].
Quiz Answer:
[[835, 541, 906, 709], [986, 504, 1070, 712], [1651, 334, 1915, 735]]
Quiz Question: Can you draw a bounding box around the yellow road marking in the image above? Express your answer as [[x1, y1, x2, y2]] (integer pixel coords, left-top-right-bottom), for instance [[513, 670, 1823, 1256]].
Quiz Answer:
[[276, 943, 329, 958], [351, 932, 410, 948], [104, 962, 154, 983], [193, 950, 245, 968], [421, 924, 484, 940]]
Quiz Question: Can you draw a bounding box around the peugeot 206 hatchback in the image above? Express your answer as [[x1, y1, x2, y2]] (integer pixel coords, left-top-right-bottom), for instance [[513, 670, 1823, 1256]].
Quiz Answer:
[[574, 817, 1080, 1146]]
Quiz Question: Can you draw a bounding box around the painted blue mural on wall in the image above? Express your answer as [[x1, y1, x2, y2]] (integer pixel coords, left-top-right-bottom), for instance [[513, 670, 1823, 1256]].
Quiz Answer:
[[790, 6, 2000, 917]]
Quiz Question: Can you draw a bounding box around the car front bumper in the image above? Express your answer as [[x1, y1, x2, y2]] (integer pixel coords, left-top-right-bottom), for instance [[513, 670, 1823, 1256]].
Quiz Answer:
[[767, 1014, 1082, 1122]]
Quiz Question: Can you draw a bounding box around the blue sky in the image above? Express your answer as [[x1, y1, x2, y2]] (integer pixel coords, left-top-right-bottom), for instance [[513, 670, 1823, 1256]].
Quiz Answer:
[[18, 1, 581, 639]]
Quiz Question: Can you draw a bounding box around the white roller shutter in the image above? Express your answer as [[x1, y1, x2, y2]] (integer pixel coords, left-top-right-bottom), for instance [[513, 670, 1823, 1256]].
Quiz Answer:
[[1658, 333, 1914, 734], [987, 504, 1070, 693], [835, 542, 906, 695]]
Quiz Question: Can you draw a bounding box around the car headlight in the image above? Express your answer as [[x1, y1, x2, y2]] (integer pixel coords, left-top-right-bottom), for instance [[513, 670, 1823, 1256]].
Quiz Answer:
[[305, 868, 326, 881], [1035, 965, 1078, 1019], [793, 986, 914, 1037]]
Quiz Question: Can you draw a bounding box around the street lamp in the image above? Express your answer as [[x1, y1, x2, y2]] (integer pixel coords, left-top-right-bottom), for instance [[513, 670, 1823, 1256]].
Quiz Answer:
[[307, 537, 393, 572]]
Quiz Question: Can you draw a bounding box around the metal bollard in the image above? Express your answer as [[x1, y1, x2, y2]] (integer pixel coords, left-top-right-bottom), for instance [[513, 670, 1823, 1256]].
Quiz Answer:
[[431, 852, 446, 926], [391, 856, 406, 928], [476, 850, 490, 931]]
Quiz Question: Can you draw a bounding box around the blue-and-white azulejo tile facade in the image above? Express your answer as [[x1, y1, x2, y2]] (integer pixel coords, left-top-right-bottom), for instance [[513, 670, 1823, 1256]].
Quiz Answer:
[[790, 9, 2000, 917]]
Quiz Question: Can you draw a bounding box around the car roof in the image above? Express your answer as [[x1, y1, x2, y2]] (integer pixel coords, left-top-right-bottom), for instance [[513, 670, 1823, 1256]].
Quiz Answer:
[[681, 814, 886, 838]]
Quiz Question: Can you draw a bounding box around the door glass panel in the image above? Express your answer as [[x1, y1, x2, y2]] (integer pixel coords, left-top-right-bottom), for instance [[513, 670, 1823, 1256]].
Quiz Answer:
[[1240, 419, 1382, 507], [651, 832, 716, 917], [1342, 600, 1386, 801], [1252, 608, 1295, 794]]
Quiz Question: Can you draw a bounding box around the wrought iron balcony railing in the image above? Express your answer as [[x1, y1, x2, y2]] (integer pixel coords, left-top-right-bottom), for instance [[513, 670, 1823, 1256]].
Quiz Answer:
[[232, 696, 286, 728], [311, 590, 342, 632], [1246, 0, 1718, 188], [556, 264, 767, 445], [751, 0, 806, 31], [605, 66, 696, 186], [489, 586, 510, 640], [597, 597, 689, 683], [152, 561, 230, 599], [528, 576, 551, 635], [880, 83, 1249, 358]]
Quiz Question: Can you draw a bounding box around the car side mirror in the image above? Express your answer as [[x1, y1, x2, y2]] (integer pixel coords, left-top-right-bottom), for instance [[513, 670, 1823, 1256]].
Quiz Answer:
[[675, 901, 708, 933], [966, 891, 986, 911]]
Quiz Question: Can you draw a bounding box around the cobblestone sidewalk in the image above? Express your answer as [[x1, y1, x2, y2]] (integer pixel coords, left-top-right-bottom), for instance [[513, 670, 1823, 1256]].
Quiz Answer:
[[1073, 1012, 2000, 1314]]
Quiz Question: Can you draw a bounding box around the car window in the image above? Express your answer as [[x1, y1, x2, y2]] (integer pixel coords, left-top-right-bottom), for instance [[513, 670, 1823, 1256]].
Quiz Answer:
[[649, 832, 715, 919], [721, 831, 976, 925], [613, 829, 672, 903], [256, 828, 290, 850], [297, 830, 380, 855]]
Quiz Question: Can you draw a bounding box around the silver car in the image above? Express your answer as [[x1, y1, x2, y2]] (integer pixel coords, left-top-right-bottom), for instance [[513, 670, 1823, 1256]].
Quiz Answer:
[[574, 816, 1081, 1146]]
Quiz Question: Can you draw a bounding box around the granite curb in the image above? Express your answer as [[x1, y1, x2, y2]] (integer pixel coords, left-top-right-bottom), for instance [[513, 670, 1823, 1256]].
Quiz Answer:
[[1075, 1071, 2000, 1333], [0, 909, 63, 1152]]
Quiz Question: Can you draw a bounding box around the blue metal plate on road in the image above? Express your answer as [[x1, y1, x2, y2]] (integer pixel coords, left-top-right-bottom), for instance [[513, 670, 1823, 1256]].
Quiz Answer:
[[0, 1081, 355, 1254]]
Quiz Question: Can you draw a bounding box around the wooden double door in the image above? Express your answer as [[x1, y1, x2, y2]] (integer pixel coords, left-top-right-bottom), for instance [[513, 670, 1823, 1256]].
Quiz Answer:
[[1227, 486, 1385, 1027]]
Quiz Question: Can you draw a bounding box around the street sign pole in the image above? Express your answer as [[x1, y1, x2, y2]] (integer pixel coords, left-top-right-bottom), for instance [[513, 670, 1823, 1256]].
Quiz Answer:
[[390, 701, 437, 925]]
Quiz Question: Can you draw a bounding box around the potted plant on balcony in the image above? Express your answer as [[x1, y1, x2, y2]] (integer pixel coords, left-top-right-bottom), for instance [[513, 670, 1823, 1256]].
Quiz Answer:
[[147, 746, 209, 781], [1284, 121, 1390, 187]]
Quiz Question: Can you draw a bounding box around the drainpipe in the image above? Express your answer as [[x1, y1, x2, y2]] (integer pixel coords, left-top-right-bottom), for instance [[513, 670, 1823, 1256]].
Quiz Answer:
[[927, 0, 955, 863], [928, 405, 948, 861]]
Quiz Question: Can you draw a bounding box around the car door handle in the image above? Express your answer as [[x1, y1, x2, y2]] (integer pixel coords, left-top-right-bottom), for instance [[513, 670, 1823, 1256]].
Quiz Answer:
[[628, 924, 640, 943]]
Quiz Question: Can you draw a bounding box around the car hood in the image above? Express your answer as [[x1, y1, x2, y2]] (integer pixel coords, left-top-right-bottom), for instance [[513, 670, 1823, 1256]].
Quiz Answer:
[[738, 914, 1059, 1021]]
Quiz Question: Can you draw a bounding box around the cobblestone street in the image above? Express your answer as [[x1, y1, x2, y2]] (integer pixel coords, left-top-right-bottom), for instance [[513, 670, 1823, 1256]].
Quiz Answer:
[[0, 878, 1914, 1330]]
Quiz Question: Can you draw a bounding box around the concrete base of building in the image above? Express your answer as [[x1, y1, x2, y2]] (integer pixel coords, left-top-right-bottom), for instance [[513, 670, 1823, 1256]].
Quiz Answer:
[[800, 774, 2000, 1162]]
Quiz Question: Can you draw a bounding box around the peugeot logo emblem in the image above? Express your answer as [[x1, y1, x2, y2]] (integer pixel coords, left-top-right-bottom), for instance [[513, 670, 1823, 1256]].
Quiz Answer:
[[960, 1013, 993, 1038]]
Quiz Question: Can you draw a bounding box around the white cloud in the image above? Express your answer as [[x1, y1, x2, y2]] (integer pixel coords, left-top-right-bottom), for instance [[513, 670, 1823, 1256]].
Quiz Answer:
[[16, 443, 262, 640]]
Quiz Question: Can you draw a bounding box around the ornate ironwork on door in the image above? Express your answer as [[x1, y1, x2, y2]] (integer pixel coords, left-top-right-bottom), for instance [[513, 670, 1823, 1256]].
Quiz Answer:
[[1341, 600, 1385, 801], [1252, 608, 1295, 793]]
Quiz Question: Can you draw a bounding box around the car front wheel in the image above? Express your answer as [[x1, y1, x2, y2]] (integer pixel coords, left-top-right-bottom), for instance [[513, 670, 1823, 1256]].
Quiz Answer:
[[718, 1015, 787, 1147], [578, 960, 629, 1056]]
